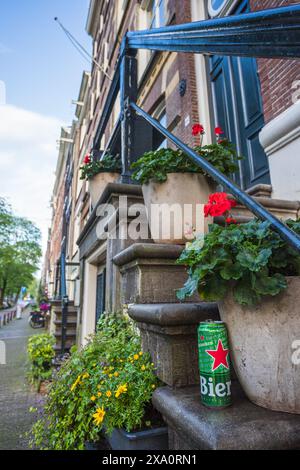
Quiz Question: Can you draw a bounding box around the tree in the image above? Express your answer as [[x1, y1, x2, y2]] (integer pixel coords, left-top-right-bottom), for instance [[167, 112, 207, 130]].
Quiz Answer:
[[0, 198, 42, 307]]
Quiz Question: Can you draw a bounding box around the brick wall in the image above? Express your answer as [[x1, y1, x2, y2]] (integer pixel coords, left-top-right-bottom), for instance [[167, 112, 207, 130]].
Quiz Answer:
[[250, 0, 300, 122]]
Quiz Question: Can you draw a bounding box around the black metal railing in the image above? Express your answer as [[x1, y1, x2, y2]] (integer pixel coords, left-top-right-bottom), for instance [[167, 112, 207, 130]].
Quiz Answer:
[[92, 5, 300, 251], [127, 5, 300, 58]]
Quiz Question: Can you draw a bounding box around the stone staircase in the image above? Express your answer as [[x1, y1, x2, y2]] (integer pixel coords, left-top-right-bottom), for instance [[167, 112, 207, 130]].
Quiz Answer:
[[113, 188, 300, 450], [50, 300, 78, 352]]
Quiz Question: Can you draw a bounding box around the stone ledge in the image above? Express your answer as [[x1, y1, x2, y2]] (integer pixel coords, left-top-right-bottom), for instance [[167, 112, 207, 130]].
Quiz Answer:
[[153, 384, 300, 450], [113, 243, 184, 267], [129, 303, 219, 327]]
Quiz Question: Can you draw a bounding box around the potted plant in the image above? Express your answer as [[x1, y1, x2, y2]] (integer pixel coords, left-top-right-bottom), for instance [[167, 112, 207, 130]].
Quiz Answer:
[[27, 334, 55, 392], [29, 312, 168, 450], [177, 193, 300, 414], [131, 125, 240, 244], [80, 152, 121, 208]]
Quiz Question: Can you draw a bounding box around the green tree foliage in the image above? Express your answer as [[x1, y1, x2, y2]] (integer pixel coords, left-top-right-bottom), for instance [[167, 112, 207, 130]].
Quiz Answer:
[[0, 197, 42, 307]]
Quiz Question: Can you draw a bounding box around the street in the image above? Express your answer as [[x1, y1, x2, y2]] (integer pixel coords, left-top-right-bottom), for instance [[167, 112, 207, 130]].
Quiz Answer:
[[0, 310, 43, 450]]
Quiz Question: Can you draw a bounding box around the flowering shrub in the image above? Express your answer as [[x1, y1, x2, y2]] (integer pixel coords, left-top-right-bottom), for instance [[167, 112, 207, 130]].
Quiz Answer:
[[79, 152, 121, 181], [29, 312, 160, 450], [27, 334, 55, 384], [177, 216, 300, 306], [131, 125, 241, 184]]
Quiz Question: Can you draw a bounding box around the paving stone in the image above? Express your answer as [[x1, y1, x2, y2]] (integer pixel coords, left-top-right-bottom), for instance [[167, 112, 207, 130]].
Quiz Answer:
[[0, 311, 44, 450]]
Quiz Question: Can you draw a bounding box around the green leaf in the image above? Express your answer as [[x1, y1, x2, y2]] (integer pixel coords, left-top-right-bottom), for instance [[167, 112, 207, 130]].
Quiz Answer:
[[237, 248, 272, 272], [252, 273, 287, 296], [220, 262, 243, 280], [233, 280, 261, 306], [177, 274, 198, 300], [198, 277, 227, 301]]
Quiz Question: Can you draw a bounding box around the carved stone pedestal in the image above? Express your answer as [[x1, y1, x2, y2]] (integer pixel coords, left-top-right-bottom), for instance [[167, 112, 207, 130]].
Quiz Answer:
[[128, 303, 219, 387], [113, 243, 198, 304]]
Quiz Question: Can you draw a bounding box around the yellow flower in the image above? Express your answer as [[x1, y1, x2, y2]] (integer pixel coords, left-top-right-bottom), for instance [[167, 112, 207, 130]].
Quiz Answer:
[[115, 384, 128, 398], [93, 407, 106, 426], [98, 392, 102, 397], [109, 374, 113, 378], [114, 372, 119, 377], [141, 365, 146, 371], [70, 375, 81, 392], [152, 384, 156, 389], [106, 391, 112, 398], [139, 351, 143, 356], [133, 354, 139, 361], [91, 396, 97, 402]]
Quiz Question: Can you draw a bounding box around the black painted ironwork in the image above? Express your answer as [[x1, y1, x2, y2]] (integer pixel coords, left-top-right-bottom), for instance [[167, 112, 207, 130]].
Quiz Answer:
[[127, 5, 300, 59], [130, 102, 300, 252], [89, 4, 300, 253], [60, 252, 68, 355]]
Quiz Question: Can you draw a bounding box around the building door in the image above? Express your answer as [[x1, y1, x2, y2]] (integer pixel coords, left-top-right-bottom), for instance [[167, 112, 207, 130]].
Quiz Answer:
[[209, 0, 270, 189], [95, 269, 106, 327]]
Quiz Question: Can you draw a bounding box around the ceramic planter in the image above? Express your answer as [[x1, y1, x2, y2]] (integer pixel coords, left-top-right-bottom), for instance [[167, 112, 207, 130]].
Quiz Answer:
[[88, 172, 120, 208], [218, 277, 300, 414], [107, 426, 168, 451], [142, 173, 215, 244]]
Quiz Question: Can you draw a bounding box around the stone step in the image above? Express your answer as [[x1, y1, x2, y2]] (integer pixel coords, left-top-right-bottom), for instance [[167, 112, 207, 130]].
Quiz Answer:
[[54, 330, 76, 338], [54, 320, 77, 327], [54, 341, 75, 352], [230, 195, 300, 222], [129, 302, 219, 387], [53, 311, 77, 321], [152, 383, 300, 450]]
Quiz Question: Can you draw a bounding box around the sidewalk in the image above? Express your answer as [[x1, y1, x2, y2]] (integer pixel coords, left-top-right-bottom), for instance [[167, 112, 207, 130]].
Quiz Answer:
[[0, 310, 44, 450]]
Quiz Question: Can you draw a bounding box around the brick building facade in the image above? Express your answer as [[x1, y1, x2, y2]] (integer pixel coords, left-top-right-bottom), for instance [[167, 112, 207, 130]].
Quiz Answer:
[[46, 0, 300, 342], [251, 0, 300, 122]]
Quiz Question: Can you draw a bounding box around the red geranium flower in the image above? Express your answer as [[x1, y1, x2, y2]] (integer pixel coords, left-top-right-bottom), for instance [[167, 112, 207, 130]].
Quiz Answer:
[[215, 126, 224, 135], [204, 192, 237, 218], [83, 155, 91, 164], [192, 123, 205, 136], [225, 217, 237, 225]]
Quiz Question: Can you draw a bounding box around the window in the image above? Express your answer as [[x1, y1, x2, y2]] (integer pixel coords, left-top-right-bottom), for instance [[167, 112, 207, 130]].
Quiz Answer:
[[150, 0, 166, 29], [153, 100, 167, 149], [208, 0, 234, 18]]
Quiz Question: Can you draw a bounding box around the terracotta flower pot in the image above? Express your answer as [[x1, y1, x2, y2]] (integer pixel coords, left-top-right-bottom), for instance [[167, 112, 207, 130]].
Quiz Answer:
[[88, 172, 120, 208], [218, 277, 300, 414], [142, 173, 215, 244]]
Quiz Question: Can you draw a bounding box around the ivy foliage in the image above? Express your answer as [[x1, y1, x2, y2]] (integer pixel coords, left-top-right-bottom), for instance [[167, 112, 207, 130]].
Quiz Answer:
[[131, 140, 241, 185], [80, 153, 121, 180], [29, 312, 159, 450], [177, 219, 300, 306]]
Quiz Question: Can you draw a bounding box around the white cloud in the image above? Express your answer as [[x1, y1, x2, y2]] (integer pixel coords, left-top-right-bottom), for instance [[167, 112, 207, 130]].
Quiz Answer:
[[0, 104, 63, 261]]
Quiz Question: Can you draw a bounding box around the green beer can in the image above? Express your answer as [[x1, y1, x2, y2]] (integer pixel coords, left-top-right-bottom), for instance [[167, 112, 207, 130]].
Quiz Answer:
[[198, 320, 232, 408]]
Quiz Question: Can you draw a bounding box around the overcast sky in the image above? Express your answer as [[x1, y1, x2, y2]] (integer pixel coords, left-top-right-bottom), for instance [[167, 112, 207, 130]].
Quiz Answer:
[[0, 0, 91, 259]]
